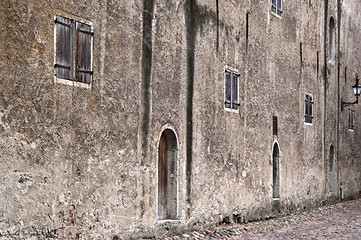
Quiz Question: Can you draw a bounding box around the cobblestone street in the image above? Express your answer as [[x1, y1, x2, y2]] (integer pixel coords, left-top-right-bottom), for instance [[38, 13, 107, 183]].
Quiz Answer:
[[158, 198, 361, 240]]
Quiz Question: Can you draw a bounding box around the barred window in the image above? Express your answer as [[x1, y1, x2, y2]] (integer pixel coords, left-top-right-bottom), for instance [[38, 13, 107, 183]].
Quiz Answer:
[[305, 94, 314, 124], [272, 0, 282, 17], [225, 69, 240, 111], [348, 108, 354, 130]]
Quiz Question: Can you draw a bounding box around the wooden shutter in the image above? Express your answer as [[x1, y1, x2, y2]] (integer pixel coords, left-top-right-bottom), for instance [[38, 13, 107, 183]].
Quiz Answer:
[[273, 116, 278, 135], [76, 22, 93, 84], [231, 74, 239, 110], [305, 95, 309, 122], [277, 0, 282, 15], [225, 70, 231, 108], [55, 16, 73, 80], [272, 0, 277, 13]]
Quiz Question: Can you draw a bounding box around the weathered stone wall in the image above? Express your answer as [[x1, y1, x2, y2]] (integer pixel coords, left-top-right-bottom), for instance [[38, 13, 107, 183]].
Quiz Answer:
[[338, 0, 361, 200], [0, 0, 361, 239], [0, 0, 144, 239], [189, 0, 326, 224]]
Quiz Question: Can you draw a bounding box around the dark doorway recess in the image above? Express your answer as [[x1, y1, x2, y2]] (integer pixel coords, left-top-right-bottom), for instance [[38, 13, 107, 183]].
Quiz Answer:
[[273, 143, 280, 199], [329, 145, 335, 193], [158, 129, 178, 220]]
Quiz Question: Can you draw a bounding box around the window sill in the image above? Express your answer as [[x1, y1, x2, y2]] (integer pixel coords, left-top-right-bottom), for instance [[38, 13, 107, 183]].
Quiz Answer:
[[156, 219, 181, 225], [304, 122, 313, 126], [348, 129, 354, 132], [271, 11, 282, 19], [54, 77, 91, 89], [224, 107, 239, 113]]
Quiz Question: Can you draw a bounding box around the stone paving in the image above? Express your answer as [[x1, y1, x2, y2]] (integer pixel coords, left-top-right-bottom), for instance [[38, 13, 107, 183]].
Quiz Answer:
[[158, 198, 361, 239]]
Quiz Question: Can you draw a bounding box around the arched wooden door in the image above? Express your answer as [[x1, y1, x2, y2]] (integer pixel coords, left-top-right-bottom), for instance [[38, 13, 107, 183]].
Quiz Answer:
[[158, 133, 168, 219], [329, 145, 335, 193], [273, 144, 280, 199], [157, 129, 178, 220]]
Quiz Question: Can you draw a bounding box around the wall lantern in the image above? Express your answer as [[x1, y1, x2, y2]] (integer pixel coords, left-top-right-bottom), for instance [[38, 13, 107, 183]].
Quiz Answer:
[[341, 76, 361, 110]]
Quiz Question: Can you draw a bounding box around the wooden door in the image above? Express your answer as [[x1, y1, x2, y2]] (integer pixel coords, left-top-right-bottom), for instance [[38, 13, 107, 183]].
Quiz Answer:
[[273, 145, 280, 199], [158, 133, 168, 219]]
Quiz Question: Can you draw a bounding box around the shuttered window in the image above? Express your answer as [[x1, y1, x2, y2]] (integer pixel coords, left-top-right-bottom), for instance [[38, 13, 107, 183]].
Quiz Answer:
[[348, 108, 354, 130], [272, 0, 282, 16], [55, 15, 93, 84], [55, 16, 73, 80], [305, 94, 314, 123], [225, 69, 240, 110]]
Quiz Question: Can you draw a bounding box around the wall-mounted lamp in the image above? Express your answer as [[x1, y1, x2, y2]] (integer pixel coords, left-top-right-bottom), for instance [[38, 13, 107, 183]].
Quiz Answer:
[[341, 76, 361, 110]]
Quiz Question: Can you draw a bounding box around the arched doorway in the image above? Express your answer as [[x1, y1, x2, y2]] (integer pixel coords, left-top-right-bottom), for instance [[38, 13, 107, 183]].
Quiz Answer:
[[158, 129, 178, 220], [273, 143, 280, 199], [329, 145, 335, 193]]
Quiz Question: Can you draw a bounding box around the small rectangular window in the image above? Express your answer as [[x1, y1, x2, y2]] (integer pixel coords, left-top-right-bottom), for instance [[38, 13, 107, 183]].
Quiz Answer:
[[305, 94, 314, 124], [273, 116, 278, 135], [55, 15, 93, 85], [348, 108, 354, 130], [272, 0, 282, 17], [225, 69, 240, 111]]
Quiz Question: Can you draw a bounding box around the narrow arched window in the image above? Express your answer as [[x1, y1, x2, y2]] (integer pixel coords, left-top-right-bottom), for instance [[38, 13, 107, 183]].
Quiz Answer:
[[329, 17, 335, 63]]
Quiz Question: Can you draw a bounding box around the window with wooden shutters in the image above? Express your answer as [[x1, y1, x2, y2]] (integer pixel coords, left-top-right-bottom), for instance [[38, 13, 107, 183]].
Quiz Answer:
[[54, 15, 93, 85], [55, 16, 73, 80], [76, 22, 93, 84], [272, 0, 282, 17], [225, 69, 240, 111], [305, 94, 314, 124], [348, 108, 354, 130]]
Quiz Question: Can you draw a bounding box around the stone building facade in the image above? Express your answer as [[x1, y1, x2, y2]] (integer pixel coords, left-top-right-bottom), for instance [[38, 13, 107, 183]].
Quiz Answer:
[[1, 0, 361, 239]]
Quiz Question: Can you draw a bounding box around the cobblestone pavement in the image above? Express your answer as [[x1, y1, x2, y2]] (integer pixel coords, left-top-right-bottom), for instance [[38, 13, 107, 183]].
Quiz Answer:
[[158, 198, 361, 239]]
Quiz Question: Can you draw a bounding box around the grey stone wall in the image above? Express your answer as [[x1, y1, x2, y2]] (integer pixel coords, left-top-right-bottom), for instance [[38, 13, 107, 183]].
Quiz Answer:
[[0, 0, 360, 239]]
